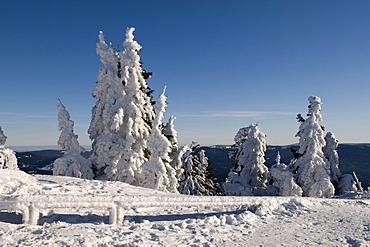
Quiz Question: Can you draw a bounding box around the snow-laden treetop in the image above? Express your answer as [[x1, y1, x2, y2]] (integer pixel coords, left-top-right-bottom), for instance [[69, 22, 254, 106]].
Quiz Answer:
[[122, 27, 142, 68], [307, 95, 322, 121], [296, 95, 325, 155]]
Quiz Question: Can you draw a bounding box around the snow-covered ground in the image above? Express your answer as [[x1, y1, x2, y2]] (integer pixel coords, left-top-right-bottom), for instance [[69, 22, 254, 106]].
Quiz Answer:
[[0, 170, 369, 246]]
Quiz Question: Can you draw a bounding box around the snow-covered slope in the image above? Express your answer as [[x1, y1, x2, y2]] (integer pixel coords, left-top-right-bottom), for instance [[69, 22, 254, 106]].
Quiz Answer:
[[0, 170, 369, 246]]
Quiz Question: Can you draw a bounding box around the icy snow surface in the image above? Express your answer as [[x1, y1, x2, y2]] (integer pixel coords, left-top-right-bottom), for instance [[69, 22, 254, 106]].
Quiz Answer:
[[0, 170, 369, 246]]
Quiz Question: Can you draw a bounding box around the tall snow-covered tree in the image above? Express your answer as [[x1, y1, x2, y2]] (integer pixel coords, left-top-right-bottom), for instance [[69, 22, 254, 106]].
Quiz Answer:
[[224, 124, 269, 195], [180, 142, 222, 196], [140, 88, 178, 192], [291, 96, 334, 197], [53, 100, 93, 179], [0, 127, 7, 147], [323, 132, 341, 189], [89, 28, 154, 184], [268, 152, 302, 196], [88, 31, 124, 179]]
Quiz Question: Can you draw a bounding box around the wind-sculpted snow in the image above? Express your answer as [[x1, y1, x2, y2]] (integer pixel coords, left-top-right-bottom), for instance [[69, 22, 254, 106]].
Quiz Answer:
[[0, 170, 369, 246]]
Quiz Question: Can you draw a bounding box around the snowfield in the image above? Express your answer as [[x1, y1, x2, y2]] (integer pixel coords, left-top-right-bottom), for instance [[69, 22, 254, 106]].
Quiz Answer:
[[0, 170, 369, 246]]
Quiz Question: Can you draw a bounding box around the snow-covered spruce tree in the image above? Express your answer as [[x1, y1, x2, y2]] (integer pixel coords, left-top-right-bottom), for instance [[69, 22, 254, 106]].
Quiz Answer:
[[139, 88, 178, 192], [267, 152, 302, 196], [53, 100, 93, 179], [162, 115, 184, 181], [0, 127, 18, 170], [323, 132, 341, 190], [223, 124, 269, 196], [89, 28, 154, 184], [291, 96, 334, 197], [180, 142, 222, 196]]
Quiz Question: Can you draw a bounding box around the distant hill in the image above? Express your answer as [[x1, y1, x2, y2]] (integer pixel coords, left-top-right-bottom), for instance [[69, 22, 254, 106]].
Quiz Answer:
[[15, 144, 370, 188], [17, 150, 63, 174]]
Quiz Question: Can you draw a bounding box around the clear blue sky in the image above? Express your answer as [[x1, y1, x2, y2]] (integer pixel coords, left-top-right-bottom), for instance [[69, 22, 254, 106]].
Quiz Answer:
[[1, 0, 370, 147]]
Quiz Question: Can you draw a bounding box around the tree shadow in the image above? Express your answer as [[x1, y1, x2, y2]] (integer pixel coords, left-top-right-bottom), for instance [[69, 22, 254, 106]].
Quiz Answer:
[[125, 208, 246, 223], [39, 213, 109, 225], [0, 208, 248, 225], [0, 212, 23, 224]]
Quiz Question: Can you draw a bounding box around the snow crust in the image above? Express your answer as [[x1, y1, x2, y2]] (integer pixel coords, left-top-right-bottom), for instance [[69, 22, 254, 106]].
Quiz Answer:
[[0, 170, 369, 246]]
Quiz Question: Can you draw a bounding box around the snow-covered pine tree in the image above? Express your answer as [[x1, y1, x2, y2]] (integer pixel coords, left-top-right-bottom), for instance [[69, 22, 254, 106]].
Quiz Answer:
[[53, 100, 93, 179], [291, 96, 334, 197], [163, 115, 184, 181], [139, 87, 178, 192], [0, 126, 7, 147], [180, 142, 222, 196], [224, 124, 269, 196], [268, 152, 303, 196], [323, 132, 342, 190], [89, 28, 154, 184]]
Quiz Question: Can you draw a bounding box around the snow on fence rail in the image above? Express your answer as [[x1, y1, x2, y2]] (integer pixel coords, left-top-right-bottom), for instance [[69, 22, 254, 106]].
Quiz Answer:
[[0, 195, 308, 225]]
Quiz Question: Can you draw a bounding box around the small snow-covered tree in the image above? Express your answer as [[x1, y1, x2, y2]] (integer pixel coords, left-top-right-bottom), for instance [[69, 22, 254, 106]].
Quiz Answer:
[[163, 115, 184, 181], [0, 127, 7, 147], [224, 124, 269, 195], [268, 152, 302, 196], [338, 174, 357, 194], [0, 148, 18, 170], [180, 142, 222, 196], [0, 127, 18, 170], [140, 88, 178, 192], [323, 132, 341, 190], [53, 100, 93, 179], [291, 96, 334, 197]]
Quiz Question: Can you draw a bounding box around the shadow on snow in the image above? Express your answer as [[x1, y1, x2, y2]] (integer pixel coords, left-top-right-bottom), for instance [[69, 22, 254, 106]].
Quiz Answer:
[[0, 208, 247, 225]]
